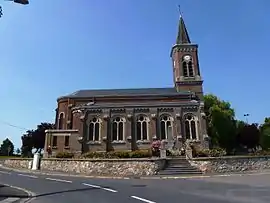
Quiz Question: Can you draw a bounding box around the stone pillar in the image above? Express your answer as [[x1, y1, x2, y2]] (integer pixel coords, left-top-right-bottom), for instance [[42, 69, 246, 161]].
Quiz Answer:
[[174, 109, 183, 150], [80, 110, 88, 154], [149, 108, 157, 140], [126, 110, 133, 150], [43, 131, 51, 158]]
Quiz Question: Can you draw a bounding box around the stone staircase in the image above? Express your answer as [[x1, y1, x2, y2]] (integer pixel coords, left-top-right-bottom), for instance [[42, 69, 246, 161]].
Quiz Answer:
[[158, 157, 202, 176]]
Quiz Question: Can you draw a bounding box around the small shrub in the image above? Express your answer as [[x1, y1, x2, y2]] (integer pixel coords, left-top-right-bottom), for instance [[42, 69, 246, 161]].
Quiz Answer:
[[111, 151, 130, 158], [129, 150, 152, 158], [166, 150, 173, 156], [191, 146, 226, 158], [55, 152, 74, 158], [82, 150, 152, 159], [209, 147, 226, 157], [252, 150, 270, 156]]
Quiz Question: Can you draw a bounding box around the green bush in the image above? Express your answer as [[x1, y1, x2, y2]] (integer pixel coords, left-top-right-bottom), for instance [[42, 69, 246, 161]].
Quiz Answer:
[[82, 150, 152, 159], [192, 146, 226, 158], [55, 152, 74, 158], [252, 150, 270, 156], [209, 147, 226, 157]]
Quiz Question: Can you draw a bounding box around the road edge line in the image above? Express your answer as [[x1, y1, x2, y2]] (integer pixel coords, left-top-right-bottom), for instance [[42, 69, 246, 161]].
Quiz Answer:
[[0, 183, 36, 203]]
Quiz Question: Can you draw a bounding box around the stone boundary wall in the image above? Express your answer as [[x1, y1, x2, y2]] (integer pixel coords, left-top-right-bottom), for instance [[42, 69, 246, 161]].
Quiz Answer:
[[189, 155, 270, 174], [3, 158, 166, 177]]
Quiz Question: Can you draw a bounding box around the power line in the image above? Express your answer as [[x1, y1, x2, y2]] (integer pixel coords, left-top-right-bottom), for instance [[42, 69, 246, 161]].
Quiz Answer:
[[0, 120, 28, 130]]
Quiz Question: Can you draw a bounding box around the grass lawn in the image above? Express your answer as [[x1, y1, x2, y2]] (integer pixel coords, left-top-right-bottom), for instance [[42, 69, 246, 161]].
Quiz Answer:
[[0, 155, 20, 159]]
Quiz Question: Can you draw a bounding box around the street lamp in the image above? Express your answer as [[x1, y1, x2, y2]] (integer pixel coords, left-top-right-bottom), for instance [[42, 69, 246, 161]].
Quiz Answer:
[[0, 0, 29, 18], [244, 114, 250, 124]]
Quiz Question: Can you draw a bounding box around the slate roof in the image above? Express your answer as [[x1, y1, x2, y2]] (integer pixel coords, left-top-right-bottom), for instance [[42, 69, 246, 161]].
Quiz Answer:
[[58, 87, 192, 100], [176, 15, 191, 44]]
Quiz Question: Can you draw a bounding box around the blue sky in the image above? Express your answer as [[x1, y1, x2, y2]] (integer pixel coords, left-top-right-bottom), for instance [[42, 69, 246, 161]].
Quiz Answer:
[[0, 0, 269, 148]]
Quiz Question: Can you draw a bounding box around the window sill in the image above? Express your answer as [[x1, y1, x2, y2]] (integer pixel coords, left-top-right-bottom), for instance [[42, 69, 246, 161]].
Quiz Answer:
[[136, 140, 151, 144], [112, 140, 126, 144], [52, 146, 58, 149], [64, 146, 70, 149], [87, 141, 102, 145]]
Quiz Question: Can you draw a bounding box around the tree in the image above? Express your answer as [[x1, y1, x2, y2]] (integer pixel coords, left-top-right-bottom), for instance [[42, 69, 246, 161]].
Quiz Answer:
[[21, 130, 34, 157], [237, 123, 260, 151], [15, 148, 21, 155], [260, 117, 270, 150], [21, 122, 55, 156], [204, 94, 237, 153], [0, 138, 14, 156], [32, 122, 55, 153]]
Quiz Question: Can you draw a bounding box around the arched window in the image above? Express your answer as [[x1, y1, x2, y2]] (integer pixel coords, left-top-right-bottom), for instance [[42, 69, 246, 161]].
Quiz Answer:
[[184, 114, 198, 140], [160, 115, 174, 140], [183, 61, 188, 77], [136, 115, 150, 141], [182, 55, 194, 77], [88, 117, 101, 141], [188, 61, 194, 77], [112, 117, 125, 141], [58, 113, 64, 129]]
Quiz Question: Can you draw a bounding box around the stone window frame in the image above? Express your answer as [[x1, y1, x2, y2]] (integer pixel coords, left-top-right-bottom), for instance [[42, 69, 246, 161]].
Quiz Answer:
[[111, 116, 126, 144], [182, 55, 194, 78], [184, 113, 199, 140], [136, 115, 150, 144], [159, 114, 174, 140], [86, 117, 102, 144], [58, 112, 65, 129]]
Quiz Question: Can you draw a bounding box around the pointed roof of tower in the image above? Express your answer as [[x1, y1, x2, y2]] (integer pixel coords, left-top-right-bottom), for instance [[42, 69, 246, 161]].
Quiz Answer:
[[176, 14, 191, 44]]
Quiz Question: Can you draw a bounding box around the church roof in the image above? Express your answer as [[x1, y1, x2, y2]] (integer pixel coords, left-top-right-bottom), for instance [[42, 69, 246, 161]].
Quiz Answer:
[[58, 87, 191, 100]]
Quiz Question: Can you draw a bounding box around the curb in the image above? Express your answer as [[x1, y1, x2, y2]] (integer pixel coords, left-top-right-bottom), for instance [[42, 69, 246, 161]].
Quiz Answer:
[[0, 183, 36, 203]]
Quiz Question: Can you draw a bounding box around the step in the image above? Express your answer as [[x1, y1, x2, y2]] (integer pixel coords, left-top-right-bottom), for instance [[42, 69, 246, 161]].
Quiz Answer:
[[167, 164, 193, 167], [164, 168, 199, 172], [168, 161, 190, 165], [158, 171, 202, 175]]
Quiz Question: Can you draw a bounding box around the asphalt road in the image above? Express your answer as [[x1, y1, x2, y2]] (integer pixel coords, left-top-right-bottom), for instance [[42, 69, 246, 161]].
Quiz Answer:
[[0, 182, 30, 203], [1, 168, 270, 203]]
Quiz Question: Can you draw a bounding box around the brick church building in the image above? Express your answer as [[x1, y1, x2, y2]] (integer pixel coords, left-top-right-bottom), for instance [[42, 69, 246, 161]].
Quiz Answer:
[[44, 15, 208, 157]]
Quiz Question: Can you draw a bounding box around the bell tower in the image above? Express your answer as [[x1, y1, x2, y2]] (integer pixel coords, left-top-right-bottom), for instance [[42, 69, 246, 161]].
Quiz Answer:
[[170, 14, 203, 99]]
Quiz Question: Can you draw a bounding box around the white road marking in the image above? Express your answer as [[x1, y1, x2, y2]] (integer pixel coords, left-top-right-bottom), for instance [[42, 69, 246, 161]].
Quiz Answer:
[[0, 171, 11, 174], [18, 174, 38, 179], [131, 196, 156, 203], [82, 183, 101, 188], [0, 198, 20, 203], [102, 188, 118, 193], [82, 183, 117, 192], [45, 177, 72, 183]]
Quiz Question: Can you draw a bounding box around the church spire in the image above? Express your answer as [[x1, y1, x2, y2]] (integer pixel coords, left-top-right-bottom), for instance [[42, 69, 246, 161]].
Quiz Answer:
[[176, 10, 191, 44]]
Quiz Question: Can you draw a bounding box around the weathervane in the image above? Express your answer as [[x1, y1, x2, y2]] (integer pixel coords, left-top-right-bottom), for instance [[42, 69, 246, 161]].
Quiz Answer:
[[178, 5, 182, 17]]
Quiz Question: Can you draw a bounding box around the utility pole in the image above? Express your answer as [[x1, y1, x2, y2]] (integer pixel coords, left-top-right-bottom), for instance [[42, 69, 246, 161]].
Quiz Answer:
[[0, 0, 29, 18]]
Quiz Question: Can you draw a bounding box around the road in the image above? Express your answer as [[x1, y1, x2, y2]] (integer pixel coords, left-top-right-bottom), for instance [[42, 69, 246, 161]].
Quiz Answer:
[[1, 168, 270, 203]]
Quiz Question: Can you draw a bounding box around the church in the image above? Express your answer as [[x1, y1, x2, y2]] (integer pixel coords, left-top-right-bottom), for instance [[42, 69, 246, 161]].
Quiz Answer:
[[44, 15, 208, 157]]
